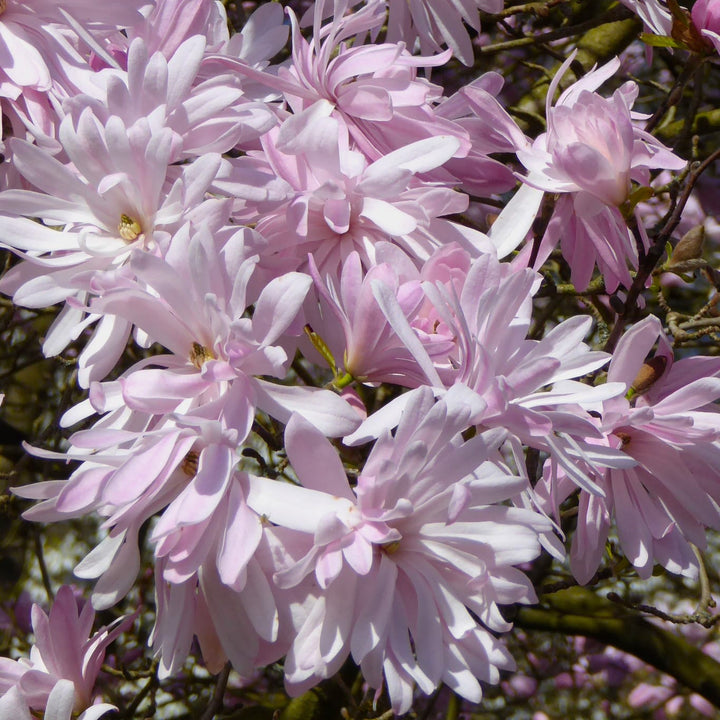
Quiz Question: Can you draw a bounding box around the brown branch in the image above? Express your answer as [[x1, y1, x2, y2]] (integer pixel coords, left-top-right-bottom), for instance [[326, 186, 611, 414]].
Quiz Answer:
[[604, 146, 720, 353], [200, 662, 232, 720], [515, 587, 720, 708]]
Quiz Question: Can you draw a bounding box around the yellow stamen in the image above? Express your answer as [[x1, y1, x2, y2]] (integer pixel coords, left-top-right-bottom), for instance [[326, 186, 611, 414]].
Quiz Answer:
[[118, 214, 142, 242], [190, 342, 215, 369], [381, 540, 401, 555]]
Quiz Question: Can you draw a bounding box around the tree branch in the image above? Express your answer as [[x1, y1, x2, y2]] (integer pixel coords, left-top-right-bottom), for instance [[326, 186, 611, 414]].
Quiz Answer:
[[515, 587, 720, 707]]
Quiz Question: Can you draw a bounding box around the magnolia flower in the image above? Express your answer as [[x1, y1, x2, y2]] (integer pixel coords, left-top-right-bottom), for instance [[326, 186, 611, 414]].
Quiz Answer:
[[538, 315, 720, 583], [0, 586, 132, 714], [383, 0, 503, 66], [147, 469, 284, 678], [0, 682, 115, 720], [618, 0, 673, 37], [692, 0, 720, 53], [14, 230, 360, 610], [213, 1, 471, 163], [65, 35, 277, 160], [0, 108, 225, 385], [236, 100, 474, 273], [131, 0, 232, 58], [304, 0, 501, 66], [247, 387, 551, 713], [361, 250, 631, 494], [304, 246, 457, 386], [517, 53, 685, 291]]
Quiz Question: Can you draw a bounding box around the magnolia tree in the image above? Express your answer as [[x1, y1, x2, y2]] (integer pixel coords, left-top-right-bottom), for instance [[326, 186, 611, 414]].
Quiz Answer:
[[2, 0, 720, 718]]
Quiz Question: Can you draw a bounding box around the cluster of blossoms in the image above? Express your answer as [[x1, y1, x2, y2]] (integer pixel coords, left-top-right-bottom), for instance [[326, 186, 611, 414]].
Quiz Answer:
[[2, 0, 720, 716]]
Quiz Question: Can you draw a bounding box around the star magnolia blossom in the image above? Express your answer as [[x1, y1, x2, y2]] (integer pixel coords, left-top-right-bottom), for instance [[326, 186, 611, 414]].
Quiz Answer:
[[0, 110, 224, 385], [362, 249, 632, 494], [538, 315, 720, 583], [0, 683, 115, 720], [305, 0, 502, 66], [304, 246, 459, 386], [236, 100, 474, 273], [618, 0, 673, 37], [384, 0, 503, 65], [65, 35, 277, 160], [214, 1, 473, 162], [147, 515, 321, 681], [517, 53, 685, 291], [692, 0, 720, 53], [0, 585, 133, 714], [14, 229, 359, 610], [246, 387, 552, 713]]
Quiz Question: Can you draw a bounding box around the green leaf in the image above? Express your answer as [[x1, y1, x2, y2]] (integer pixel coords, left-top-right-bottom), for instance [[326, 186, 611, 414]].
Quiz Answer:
[[639, 33, 682, 48]]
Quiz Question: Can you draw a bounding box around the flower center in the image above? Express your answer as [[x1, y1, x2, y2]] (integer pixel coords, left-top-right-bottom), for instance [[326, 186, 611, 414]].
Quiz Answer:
[[614, 431, 632, 447], [118, 214, 142, 242], [381, 540, 401, 555], [0, 0, 6, 15], [190, 342, 215, 369]]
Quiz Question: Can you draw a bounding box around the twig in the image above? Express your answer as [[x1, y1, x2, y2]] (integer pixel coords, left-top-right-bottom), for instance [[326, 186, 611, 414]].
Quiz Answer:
[[691, 544, 717, 625], [604, 146, 720, 353], [121, 665, 159, 719], [487, 0, 568, 20], [479, 6, 633, 55], [644, 55, 704, 134], [200, 662, 232, 720], [32, 528, 54, 604]]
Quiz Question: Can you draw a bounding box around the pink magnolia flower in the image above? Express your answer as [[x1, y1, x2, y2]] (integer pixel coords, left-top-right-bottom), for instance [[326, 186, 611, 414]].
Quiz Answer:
[[0, 682, 114, 720], [0, 108, 225, 385], [85, 232, 357, 436], [362, 250, 631, 494], [517, 53, 685, 291], [692, 0, 720, 53], [235, 100, 475, 273], [304, 0, 505, 64], [0, 585, 133, 714], [247, 387, 551, 713], [14, 230, 359, 610], [149, 526, 311, 680], [538, 315, 720, 583], [17, 415, 249, 609], [148, 469, 284, 678], [214, 2, 472, 163], [304, 246, 460, 386], [131, 0, 232, 58], [66, 35, 277, 160]]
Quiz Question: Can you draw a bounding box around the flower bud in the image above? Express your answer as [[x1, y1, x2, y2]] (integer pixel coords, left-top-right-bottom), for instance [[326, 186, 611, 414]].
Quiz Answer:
[[631, 355, 668, 394], [667, 225, 705, 268]]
